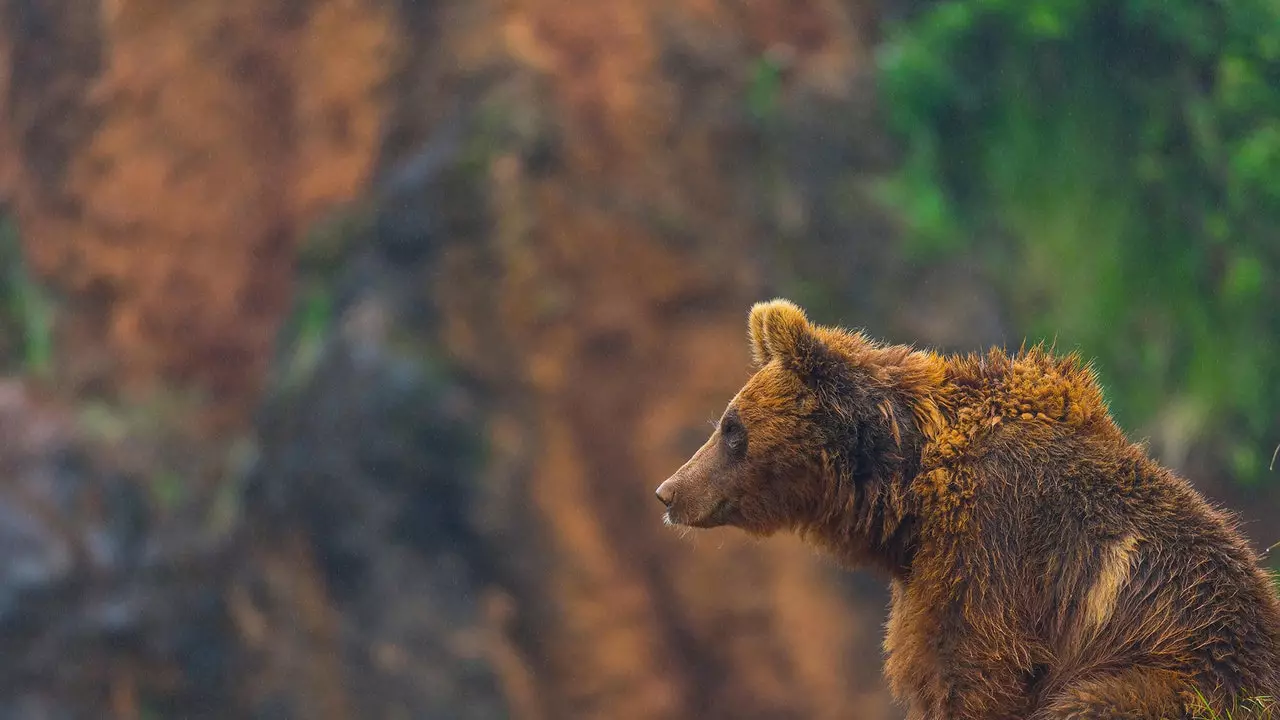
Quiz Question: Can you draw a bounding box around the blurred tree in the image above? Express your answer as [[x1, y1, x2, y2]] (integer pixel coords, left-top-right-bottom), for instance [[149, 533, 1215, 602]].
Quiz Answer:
[[877, 0, 1280, 483]]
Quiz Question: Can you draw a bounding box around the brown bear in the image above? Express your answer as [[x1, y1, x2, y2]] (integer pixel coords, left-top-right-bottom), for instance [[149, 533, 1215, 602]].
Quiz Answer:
[[655, 299, 1280, 719]]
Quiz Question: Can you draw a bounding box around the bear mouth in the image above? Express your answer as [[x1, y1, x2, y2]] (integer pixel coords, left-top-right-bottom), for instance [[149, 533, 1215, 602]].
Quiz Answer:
[[689, 498, 736, 528], [664, 497, 738, 529]]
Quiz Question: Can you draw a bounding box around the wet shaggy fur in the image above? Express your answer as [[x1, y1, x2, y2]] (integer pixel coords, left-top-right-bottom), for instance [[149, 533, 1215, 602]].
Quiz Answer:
[[656, 299, 1280, 719]]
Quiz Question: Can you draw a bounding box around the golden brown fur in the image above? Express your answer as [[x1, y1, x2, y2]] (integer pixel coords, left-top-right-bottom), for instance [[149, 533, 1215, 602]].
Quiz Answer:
[[656, 299, 1280, 719]]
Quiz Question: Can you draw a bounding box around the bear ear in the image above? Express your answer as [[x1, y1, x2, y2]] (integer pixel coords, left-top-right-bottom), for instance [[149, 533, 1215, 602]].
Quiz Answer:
[[748, 298, 815, 369]]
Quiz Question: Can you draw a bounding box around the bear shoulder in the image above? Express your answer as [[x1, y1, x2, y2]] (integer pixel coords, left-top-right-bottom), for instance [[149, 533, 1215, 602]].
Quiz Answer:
[[921, 345, 1120, 464]]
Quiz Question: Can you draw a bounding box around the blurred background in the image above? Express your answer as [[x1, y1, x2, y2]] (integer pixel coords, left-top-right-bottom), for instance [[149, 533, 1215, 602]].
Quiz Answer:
[[0, 0, 1277, 718]]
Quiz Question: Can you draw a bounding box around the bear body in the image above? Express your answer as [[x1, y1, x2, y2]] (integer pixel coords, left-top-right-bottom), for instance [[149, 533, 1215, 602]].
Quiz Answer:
[[656, 299, 1280, 719]]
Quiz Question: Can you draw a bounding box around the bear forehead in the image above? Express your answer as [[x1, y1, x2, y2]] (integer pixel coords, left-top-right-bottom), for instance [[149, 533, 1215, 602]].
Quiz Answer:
[[734, 364, 817, 416]]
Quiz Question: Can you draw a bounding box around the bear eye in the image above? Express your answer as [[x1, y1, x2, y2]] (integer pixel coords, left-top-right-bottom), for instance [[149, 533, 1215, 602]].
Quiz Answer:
[[720, 414, 745, 451]]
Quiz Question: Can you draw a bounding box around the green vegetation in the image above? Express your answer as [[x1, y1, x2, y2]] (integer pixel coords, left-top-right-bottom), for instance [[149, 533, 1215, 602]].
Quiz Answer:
[[76, 388, 220, 524], [0, 213, 54, 378], [877, 0, 1280, 483], [276, 283, 334, 393], [746, 51, 787, 126], [1189, 690, 1275, 720]]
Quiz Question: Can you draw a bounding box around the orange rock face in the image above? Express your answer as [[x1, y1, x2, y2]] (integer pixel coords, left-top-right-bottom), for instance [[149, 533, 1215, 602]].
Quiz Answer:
[[3, 0, 395, 420]]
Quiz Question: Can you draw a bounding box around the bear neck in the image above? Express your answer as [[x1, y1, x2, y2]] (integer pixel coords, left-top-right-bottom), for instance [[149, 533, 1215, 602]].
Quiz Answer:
[[800, 343, 1117, 581], [796, 344, 953, 579], [801, 397, 931, 580]]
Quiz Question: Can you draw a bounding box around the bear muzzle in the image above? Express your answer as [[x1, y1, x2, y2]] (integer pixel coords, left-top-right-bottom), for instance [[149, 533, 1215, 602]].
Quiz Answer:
[[654, 474, 735, 528], [657, 433, 738, 528]]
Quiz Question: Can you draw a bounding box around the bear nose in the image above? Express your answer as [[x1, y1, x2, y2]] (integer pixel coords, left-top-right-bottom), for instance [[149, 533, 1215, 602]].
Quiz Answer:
[[654, 481, 675, 508]]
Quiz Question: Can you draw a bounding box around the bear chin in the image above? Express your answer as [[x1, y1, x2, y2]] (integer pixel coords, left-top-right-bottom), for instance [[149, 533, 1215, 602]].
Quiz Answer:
[[700, 498, 738, 527]]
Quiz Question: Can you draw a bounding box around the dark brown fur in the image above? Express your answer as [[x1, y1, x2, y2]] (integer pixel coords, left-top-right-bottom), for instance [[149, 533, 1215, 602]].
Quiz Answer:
[[655, 299, 1280, 719]]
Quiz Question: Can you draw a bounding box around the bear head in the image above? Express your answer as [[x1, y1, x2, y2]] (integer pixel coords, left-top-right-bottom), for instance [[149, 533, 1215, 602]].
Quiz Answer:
[[655, 299, 939, 545]]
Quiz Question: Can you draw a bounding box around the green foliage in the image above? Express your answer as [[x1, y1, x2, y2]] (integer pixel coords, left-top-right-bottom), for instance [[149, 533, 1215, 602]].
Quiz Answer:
[[278, 284, 333, 393], [877, 0, 1280, 482], [0, 214, 54, 378], [747, 52, 786, 126], [1189, 689, 1275, 720]]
